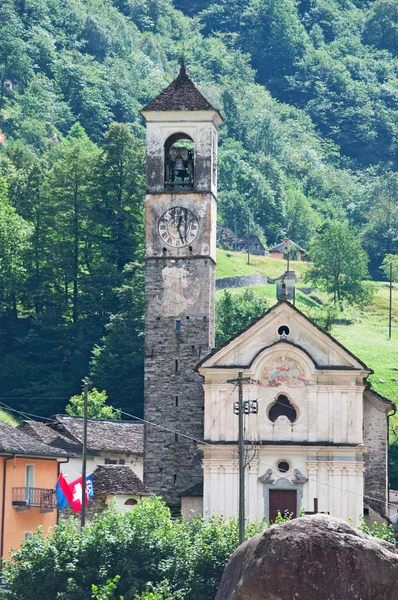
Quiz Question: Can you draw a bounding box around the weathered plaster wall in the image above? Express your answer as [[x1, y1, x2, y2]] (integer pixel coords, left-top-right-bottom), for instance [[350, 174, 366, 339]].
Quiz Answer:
[[144, 112, 218, 196], [201, 447, 364, 524], [145, 192, 217, 262], [61, 453, 143, 483], [363, 391, 390, 516], [181, 496, 203, 520]]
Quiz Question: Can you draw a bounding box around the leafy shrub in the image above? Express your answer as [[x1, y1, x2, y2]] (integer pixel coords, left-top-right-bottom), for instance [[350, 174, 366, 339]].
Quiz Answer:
[[0, 498, 265, 600]]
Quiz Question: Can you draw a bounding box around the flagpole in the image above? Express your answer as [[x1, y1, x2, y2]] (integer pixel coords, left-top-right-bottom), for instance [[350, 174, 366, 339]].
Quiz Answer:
[[81, 378, 89, 528]]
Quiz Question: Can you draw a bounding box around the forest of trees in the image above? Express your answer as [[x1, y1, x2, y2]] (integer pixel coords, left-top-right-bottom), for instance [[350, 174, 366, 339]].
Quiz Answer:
[[0, 0, 397, 417]]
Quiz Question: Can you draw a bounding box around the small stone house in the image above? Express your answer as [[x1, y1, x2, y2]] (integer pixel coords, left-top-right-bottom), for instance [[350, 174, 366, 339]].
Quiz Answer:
[[88, 465, 152, 517], [269, 239, 306, 261], [180, 482, 203, 520], [216, 225, 237, 250], [234, 235, 266, 256], [19, 415, 144, 482]]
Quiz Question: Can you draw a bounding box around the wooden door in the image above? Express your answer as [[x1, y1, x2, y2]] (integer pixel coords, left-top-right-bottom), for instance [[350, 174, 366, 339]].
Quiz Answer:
[[269, 489, 297, 522]]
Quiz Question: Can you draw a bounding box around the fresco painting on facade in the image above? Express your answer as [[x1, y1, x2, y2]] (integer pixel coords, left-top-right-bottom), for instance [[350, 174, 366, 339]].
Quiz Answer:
[[262, 358, 307, 388]]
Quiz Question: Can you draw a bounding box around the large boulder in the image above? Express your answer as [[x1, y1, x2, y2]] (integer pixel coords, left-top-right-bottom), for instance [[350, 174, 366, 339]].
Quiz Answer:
[[216, 515, 398, 600]]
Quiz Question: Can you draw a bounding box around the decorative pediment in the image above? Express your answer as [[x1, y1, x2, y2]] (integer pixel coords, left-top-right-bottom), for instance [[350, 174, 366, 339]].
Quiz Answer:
[[198, 302, 369, 375]]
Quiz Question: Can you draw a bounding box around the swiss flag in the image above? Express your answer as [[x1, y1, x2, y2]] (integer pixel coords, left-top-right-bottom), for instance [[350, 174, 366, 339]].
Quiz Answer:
[[69, 475, 92, 513]]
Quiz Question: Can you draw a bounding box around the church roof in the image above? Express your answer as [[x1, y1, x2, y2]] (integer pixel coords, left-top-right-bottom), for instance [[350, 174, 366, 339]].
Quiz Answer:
[[141, 60, 223, 118], [197, 300, 370, 372]]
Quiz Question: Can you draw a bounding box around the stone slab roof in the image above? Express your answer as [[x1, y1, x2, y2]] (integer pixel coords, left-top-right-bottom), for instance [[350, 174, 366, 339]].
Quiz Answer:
[[18, 421, 82, 456], [275, 270, 298, 282], [0, 421, 72, 458], [92, 465, 151, 496], [51, 415, 144, 455], [141, 61, 222, 116]]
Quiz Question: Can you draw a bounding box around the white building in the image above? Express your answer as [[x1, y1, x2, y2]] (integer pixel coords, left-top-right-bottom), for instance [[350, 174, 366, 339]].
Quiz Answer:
[[19, 415, 144, 482], [196, 301, 394, 524]]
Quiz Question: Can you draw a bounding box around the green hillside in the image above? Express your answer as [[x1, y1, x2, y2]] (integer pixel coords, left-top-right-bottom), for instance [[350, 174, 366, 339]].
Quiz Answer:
[[0, 0, 397, 419], [216, 250, 398, 408], [216, 249, 310, 280]]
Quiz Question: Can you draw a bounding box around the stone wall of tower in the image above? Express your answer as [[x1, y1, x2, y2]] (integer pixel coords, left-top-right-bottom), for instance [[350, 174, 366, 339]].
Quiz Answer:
[[144, 254, 215, 508]]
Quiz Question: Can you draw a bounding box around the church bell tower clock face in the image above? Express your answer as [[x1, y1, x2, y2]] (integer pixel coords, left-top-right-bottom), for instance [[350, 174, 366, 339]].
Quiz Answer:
[[158, 206, 199, 248]]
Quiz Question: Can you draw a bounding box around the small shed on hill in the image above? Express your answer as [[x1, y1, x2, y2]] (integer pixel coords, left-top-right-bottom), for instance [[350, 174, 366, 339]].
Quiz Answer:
[[216, 225, 237, 250], [269, 239, 306, 261], [234, 235, 266, 256], [90, 465, 152, 515]]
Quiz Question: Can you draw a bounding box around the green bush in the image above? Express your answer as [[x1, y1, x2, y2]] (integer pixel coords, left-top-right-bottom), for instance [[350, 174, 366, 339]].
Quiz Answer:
[[0, 498, 265, 600]]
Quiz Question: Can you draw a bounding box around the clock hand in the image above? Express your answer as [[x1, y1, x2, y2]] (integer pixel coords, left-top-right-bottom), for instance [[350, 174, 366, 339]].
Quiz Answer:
[[177, 215, 185, 242]]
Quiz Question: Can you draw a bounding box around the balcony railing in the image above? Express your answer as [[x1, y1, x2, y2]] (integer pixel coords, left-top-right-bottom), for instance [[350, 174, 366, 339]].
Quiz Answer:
[[12, 487, 57, 512]]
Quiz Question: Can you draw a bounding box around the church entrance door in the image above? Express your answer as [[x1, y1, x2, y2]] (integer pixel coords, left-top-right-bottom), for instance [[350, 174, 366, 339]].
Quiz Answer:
[[269, 489, 297, 522]]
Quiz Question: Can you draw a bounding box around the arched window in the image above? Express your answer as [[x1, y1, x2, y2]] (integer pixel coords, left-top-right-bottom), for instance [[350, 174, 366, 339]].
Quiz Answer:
[[124, 498, 138, 507], [164, 133, 194, 190], [268, 394, 297, 423]]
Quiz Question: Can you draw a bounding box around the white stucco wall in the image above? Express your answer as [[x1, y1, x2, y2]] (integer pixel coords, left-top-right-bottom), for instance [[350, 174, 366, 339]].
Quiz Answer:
[[201, 447, 364, 524], [60, 452, 143, 482], [181, 497, 204, 521], [106, 494, 142, 513], [199, 302, 369, 525]]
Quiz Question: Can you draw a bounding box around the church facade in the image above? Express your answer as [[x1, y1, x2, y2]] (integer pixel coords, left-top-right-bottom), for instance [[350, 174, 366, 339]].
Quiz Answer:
[[141, 64, 394, 522], [197, 301, 394, 523]]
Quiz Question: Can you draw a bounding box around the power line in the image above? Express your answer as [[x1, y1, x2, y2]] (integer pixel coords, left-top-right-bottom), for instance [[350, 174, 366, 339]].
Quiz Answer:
[[119, 409, 390, 508], [0, 398, 391, 508]]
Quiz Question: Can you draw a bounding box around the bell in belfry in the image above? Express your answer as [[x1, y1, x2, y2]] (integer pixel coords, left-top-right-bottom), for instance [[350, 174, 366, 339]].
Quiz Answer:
[[173, 155, 186, 177]]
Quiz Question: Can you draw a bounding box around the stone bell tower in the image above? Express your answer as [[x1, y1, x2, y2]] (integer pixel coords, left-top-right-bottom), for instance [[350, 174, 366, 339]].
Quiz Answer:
[[140, 60, 223, 509]]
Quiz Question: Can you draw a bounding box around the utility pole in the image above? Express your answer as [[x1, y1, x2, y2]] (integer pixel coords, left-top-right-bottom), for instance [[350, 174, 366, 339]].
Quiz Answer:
[[389, 261, 393, 340], [81, 377, 90, 528], [227, 372, 258, 545]]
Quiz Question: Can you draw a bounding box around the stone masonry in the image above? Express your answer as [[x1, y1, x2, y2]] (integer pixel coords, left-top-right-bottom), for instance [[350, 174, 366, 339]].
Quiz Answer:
[[144, 256, 215, 508], [141, 64, 223, 510]]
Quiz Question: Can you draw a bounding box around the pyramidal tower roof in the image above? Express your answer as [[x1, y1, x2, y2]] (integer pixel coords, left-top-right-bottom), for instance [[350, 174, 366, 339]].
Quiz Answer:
[[141, 58, 223, 117]]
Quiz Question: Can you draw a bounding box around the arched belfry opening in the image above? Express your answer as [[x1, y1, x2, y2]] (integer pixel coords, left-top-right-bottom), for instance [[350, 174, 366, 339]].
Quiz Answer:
[[268, 394, 297, 423], [164, 133, 194, 190]]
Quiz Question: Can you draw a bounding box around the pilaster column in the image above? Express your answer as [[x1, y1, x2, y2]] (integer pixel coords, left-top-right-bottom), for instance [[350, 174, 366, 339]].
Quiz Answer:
[[306, 462, 318, 512], [247, 460, 259, 521], [329, 464, 343, 518], [347, 465, 358, 523]]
